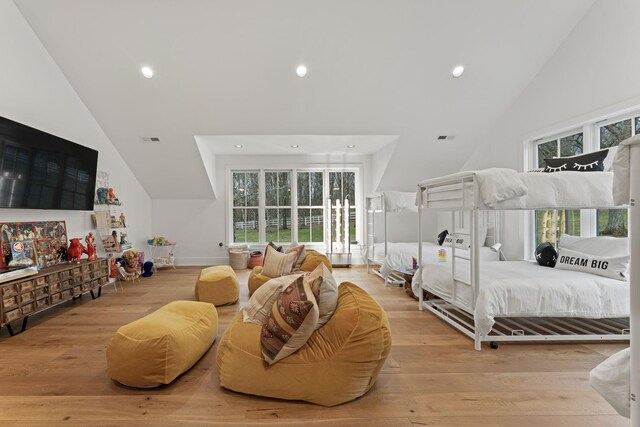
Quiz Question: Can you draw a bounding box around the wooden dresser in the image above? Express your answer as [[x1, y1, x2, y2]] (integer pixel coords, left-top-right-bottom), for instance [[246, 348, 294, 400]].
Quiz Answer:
[[0, 258, 109, 336]]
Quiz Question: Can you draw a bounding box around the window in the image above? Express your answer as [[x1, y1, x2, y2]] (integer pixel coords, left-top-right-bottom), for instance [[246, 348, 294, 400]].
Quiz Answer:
[[229, 168, 360, 245], [527, 111, 639, 254], [232, 171, 259, 243], [597, 118, 634, 237], [534, 132, 583, 245], [264, 171, 292, 242], [297, 171, 324, 243]]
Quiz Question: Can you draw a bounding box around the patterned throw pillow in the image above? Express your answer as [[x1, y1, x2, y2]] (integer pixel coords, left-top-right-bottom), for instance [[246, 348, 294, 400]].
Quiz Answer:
[[242, 274, 302, 325], [544, 149, 608, 173], [262, 242, 283, 265], [286, 241, 306, 269], [261, 276, 319, 365], [262, 245, 298, 277], [304, 264, 338, 328]]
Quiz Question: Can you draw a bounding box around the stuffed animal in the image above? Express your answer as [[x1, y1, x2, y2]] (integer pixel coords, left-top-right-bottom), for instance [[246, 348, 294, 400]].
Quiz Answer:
[[67, 238, 87, 264], [96, 187, 108, 204], [141, 261, 154, 277], [122, 250, 140, 274]]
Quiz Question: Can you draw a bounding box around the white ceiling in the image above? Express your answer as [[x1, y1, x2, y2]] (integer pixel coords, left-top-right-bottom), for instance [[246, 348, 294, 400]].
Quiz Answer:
[[14, 0, 596, 198], [194, 135, 399, 155]]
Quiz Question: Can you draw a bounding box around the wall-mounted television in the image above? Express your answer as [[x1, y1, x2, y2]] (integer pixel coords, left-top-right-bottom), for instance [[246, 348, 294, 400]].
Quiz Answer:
[[0, 116, 98, 211]]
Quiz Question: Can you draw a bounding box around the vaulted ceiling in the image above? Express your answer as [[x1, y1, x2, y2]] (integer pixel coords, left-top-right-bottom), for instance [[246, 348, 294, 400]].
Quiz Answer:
[[15, 0, 595, 198]]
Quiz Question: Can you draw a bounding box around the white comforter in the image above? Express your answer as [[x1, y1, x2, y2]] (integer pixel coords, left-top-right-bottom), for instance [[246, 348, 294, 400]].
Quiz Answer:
[[413, 260, 629, 336], [419, 169, 615, 209], [371, 242, 498, 278]]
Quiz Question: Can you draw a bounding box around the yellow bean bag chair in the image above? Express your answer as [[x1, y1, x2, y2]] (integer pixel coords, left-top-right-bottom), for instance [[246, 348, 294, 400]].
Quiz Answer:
[[195, 265, 240, 306], [248, 250, 332, 295], [107, 300, 218, 387], [216, 282, 391, 406]]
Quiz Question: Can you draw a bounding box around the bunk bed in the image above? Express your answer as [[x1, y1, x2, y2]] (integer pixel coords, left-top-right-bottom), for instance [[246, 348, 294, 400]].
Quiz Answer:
[[365, 192, 498, 284], [412, 168, 631, 353]]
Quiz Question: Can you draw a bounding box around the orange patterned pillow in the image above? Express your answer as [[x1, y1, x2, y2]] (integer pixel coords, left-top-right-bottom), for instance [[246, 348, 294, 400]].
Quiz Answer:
[[261, 275, 319, 365]]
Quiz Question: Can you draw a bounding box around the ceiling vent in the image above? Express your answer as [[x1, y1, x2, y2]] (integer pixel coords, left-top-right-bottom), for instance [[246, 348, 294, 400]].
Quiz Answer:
[[142, 137, 160, 143], [436, 135, 452, 141]]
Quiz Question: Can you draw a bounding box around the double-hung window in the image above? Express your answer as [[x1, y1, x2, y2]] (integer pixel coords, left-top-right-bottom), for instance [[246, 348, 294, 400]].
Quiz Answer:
[[229, 167, 360, 245], [527, 111, 638, 253]]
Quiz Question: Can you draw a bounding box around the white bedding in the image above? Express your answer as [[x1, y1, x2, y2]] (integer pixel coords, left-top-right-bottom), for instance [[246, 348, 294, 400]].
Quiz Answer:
[[413, 260, 629, 336], [370, 242, 498, 278], [419, 169, 615, 209], [590, 348, 630, 418]]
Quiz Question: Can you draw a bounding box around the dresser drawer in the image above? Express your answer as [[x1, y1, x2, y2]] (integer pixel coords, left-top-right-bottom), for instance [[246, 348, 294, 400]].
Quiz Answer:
[[3, 308, 20, 323], [2, 295, 18, 311], [1, 284, 19, 298], [19, 280, 35, 293]]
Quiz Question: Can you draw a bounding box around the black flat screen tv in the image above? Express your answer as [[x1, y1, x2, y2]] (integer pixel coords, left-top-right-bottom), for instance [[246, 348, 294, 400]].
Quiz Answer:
[[0, 116, 98, 211]]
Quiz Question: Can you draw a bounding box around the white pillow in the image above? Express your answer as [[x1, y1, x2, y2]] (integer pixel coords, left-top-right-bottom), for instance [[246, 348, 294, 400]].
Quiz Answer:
[[555, 247, 628, 281], [603, 146, 618, 172], [590, 347, 630, 418], [304, 263, 338, 329], [262, 245, 298, 277], [558, 234, 628, 258], [443, 227, 488, 249]]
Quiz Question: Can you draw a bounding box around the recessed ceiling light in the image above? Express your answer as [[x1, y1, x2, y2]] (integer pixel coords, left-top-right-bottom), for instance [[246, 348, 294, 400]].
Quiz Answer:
[[234, 144, 243, 148], [141, 66, 154, 79], [346, 144, 356, 148], [290, 144, 299, 148], [452, 65, 464, 78], [296, 65, 307, 78]]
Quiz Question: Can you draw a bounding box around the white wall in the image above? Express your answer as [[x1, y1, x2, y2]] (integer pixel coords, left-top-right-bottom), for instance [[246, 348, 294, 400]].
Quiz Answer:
[[152, 153, 372, 265], [0, 0, 152, 251], [459, 0, 640, 260]]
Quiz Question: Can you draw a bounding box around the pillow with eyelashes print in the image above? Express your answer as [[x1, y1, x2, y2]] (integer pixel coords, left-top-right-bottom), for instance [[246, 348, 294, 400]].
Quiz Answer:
[[544, 149, 608, 173]]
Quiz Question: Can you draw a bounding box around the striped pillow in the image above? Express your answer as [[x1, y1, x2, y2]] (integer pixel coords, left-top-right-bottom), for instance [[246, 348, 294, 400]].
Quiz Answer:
[[242, 274, 302, 325], [261, 275, 319, 365], [262, 245, 297, 277]]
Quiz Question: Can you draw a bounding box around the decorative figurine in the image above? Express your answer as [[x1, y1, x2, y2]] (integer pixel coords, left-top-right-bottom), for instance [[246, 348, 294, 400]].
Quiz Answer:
[[67, 238, 87, 264], [109, 257, 118, 278], [120, 250, 141, 280], [56, 243, 67, 263], [120, 233, 127, 245], [96, 187, 108, 204], [85, 232, 97, 261], [119, 213, 126, 228], [107, 188, 120, 205], [111, 230, 121, 252]]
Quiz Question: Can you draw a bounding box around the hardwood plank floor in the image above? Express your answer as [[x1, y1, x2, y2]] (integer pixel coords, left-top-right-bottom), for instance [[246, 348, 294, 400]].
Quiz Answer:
[[0, 266, 628, 426]]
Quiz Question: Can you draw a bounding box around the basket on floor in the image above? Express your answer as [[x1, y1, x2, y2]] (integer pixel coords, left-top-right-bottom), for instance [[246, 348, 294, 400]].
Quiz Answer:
[[229, 249, 249, 270]]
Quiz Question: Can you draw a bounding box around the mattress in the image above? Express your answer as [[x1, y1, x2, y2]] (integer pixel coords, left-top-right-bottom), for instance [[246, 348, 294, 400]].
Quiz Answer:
[[419, 170, 615, 210], [370, 242, 498, 278], [413, 260, 629, 336]]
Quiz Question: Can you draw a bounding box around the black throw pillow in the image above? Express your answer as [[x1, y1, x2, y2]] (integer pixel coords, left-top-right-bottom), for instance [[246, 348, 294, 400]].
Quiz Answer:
[[544, 149, 608, 173], [535, 242, 558, 267], [437, 229, 448, 246]]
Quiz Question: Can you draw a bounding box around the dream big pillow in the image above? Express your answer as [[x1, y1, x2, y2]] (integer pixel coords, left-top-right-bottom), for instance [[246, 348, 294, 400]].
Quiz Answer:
[[262, 245, 298, 277], [558, 234, 629, 258], [261, 275, 319, 365], [443, 227, 488, 249], [555, 247, 629, 281]]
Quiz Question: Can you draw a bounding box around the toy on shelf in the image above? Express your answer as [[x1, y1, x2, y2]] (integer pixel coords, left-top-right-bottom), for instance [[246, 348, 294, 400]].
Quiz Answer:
[[85, 232, 97, 261], [147, 236, 176, 246], [8, 240, 37, 268], [120, 250, 141, 280], [119, 213, 126, 228], [109, 257, 118, 278], [0, 220, 68, 269], [67, 238, 87, 264], [107, 188, 120, 205]]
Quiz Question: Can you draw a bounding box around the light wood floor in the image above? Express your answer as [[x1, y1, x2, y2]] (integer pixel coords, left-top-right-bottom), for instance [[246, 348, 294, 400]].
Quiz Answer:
[[0, 266, 628, 426]]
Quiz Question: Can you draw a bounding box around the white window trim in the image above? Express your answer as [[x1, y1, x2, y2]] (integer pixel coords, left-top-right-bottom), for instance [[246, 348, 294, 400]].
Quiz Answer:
[[523, 107, 640, 259], [226, 164, 363, 248]]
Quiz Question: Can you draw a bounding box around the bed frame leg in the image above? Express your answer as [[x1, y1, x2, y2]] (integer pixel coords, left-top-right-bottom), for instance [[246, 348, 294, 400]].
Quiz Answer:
[[474, 334, 482, 351]]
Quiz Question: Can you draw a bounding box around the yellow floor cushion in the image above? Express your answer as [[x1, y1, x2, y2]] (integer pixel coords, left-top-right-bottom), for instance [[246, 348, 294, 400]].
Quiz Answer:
[[195, 265, 240, 306], [247, 250, 332, 295], [216, 282, 391, 406], [107, 300, 218, 388]]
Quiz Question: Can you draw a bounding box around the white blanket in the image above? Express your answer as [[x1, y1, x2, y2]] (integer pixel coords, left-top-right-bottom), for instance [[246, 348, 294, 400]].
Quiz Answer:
[[413, 260, 629, 336], [612, 134, 640, 205], [371, 242, 498, 278], [590, 348, 630, 418], [419, 169, 616, 209]]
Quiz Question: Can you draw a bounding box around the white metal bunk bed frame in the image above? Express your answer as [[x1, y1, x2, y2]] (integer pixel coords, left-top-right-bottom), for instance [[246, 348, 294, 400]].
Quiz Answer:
[[365, 194, 385, 275], [416, 172, 632, 353], [629, 144, 639, 425]]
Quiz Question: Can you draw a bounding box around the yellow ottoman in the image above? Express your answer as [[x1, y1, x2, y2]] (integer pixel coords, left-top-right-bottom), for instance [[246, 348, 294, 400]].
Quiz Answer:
[[216, 282, 391, 406], [195, 265, 240, 306], [107, 300, 218, 388]]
